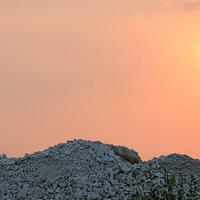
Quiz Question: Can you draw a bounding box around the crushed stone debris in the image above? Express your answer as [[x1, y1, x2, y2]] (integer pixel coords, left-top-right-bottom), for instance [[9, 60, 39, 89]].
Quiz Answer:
[[0, 139, 200, 200]]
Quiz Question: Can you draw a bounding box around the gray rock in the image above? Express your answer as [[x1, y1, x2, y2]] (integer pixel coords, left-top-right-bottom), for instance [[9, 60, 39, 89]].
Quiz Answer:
[[0, 139, 200, 200], [111, 145, 141, 164]]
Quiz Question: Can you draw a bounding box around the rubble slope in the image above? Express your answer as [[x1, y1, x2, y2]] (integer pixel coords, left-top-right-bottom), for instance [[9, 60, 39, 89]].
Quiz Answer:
[[0, 139, 200, 200]]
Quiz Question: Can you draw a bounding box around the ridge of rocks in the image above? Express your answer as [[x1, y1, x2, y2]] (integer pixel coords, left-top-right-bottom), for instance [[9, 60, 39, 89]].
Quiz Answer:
[[0, 139, 200, 200]]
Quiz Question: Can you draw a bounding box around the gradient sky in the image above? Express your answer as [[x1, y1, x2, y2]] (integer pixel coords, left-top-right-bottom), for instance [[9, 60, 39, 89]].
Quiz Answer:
[[1, 0, 200, 160]]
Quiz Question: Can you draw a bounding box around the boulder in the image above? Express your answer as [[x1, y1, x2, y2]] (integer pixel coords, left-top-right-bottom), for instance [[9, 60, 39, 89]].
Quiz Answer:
[[111, 145, 141, 164]]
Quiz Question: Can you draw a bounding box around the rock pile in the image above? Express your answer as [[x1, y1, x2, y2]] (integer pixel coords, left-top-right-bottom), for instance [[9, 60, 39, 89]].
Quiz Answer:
[[0, 139, 200, 200]]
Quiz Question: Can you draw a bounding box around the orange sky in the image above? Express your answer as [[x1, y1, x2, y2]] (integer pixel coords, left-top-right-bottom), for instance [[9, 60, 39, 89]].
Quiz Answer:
[[1, 1, 200, 160]]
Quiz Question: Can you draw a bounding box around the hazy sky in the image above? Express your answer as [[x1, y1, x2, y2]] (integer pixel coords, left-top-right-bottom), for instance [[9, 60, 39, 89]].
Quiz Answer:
[[1, 0, 200, 159]]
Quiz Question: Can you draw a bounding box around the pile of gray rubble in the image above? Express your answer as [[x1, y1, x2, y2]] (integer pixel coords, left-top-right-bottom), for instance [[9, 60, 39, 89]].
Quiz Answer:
[[0, 139, 200, 200]]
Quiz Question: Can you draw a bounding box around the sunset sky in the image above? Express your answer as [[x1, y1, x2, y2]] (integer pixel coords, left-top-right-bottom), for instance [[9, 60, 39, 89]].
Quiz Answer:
[[1, 0, 200, 160]]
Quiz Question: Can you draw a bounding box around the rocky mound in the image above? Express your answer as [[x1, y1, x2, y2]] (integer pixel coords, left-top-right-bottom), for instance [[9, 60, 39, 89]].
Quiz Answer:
[[148, 153, 200, 175], [0, 139, 200, 200]]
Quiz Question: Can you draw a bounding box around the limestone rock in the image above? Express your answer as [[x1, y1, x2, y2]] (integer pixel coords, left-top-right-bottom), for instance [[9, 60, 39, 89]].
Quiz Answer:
[[111, 145, 141, 164], [0, 139, 200, 200]]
